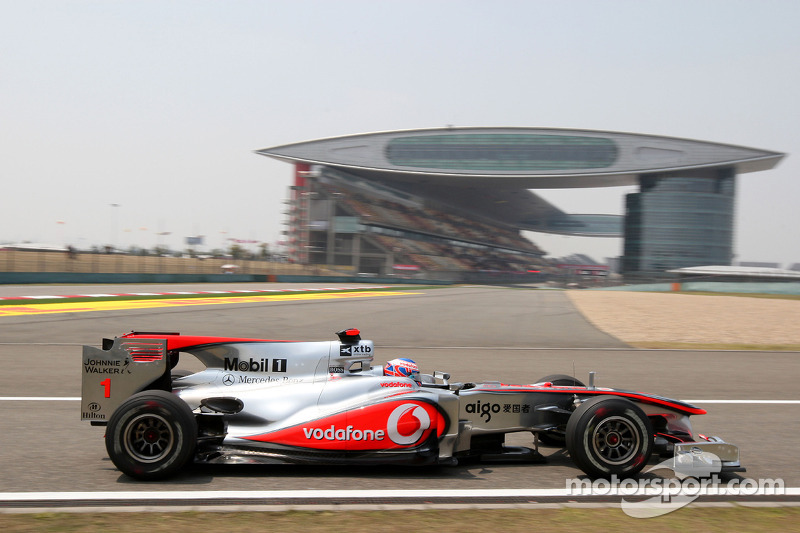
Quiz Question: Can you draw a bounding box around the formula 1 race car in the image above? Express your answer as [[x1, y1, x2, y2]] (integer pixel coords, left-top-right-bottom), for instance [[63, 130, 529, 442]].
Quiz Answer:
[[80, 329, 743, 480]]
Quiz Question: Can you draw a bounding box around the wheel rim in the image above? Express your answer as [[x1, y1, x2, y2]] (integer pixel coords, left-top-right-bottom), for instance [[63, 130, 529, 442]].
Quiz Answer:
[[591, 415, 640, 465], [123, 413, 175, 463]]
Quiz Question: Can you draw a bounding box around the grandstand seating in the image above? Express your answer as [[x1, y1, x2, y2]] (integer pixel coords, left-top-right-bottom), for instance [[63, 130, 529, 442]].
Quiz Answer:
[[310, 174, 547, 273]]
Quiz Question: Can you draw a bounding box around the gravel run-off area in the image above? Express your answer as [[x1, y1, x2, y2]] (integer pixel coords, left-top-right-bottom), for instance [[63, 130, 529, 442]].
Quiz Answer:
[[566, 290, 800, 347]]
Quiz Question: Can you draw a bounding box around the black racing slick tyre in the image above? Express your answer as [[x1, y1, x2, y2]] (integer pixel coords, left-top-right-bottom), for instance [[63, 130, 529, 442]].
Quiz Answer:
[[565, 395, 653, 479], [105, 390, 197, 480], [535, 375, 585, 447], [536, 374, 586, 388]]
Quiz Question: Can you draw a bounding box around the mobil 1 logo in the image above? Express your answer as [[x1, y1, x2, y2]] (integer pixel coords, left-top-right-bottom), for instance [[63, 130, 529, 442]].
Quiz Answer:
[[223, 357, 288, 373]]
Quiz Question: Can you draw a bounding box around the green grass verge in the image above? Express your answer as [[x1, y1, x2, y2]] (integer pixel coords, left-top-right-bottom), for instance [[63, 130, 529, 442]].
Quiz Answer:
[[0, 286, 441, 307], [2, 507, 800, 532], [630, 341, 800, 351], [669, 291, 800, 300]]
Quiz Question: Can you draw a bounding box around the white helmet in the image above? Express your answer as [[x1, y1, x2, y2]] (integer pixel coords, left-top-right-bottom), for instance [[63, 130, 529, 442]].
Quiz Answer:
[[383, 358, 420, 381]]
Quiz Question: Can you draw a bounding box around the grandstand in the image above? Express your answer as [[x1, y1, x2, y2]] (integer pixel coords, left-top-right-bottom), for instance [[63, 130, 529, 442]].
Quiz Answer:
[[259, 127, 784, 280], [286, 168, 548, 281]]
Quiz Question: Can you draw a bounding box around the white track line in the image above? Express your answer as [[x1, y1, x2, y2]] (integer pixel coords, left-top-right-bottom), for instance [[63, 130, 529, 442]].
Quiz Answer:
[[0, 397, 80, 401], [1, 488, 797, 501], [2, 397, 798, 403]]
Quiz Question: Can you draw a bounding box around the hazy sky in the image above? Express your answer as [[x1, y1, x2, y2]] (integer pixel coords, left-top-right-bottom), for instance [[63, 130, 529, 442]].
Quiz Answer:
[[2, 1, 798, 265]]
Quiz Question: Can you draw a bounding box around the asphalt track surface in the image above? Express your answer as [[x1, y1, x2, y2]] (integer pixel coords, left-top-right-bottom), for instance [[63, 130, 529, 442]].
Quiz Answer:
[[0, 283, 797, 509]]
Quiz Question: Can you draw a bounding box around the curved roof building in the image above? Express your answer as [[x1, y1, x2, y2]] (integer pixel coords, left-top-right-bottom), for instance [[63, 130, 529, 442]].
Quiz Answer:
[[258, 128, 784, 276]]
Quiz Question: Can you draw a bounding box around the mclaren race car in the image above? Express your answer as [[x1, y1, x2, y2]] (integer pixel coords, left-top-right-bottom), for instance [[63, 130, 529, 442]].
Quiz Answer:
[[80, 328, 743, 480]]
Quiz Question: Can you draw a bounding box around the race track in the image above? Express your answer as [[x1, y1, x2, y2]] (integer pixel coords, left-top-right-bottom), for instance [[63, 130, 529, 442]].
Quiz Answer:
[[0, 284, 797, 508]]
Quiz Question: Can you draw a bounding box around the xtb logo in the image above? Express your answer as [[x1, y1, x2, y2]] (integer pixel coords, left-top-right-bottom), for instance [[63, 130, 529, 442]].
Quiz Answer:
[[340, 345, 372, 356]]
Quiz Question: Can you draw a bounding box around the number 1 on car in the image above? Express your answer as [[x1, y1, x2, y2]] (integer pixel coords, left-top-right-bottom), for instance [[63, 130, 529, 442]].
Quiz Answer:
[[100, 378, 111, 398]]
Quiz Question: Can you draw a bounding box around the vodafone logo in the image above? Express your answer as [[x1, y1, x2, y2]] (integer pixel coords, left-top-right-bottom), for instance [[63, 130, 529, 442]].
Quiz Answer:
[[386, 403, 431, 446], [244, 400, 443, 451]]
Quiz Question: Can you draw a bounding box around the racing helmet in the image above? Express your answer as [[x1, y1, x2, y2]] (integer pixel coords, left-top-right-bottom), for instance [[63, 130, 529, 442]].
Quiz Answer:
[[383, 358, 420, 381]]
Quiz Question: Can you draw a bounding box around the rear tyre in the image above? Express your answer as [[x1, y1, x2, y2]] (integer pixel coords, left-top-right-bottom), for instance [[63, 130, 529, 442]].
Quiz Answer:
[[105, 390, 197, 480], [566, 395, 652, 478], [535, 374, 585, 446]]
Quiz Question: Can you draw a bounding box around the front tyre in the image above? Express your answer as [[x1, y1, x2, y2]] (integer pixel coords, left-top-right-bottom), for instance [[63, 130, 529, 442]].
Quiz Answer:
[[536, 374, 586, 388], [566, 395, 652, 479], [105, 390, 197, 480], [535, 374, 585, 446]]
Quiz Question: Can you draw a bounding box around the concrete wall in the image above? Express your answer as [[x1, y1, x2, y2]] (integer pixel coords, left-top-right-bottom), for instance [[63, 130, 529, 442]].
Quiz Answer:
[[0, 272, 453, 285], [0, 272, 268, 284]]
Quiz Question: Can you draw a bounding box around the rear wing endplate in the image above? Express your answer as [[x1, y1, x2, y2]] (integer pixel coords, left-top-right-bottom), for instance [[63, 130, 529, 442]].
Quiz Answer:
[[80, 338, 169, 423]]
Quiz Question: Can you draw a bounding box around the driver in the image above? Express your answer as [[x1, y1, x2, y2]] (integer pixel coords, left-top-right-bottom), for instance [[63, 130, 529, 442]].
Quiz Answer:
[[383, 357, 420, 382]]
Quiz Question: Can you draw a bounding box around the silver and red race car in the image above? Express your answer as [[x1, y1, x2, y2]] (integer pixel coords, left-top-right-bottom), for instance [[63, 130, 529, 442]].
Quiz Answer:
[[80, 328, 743, 480]]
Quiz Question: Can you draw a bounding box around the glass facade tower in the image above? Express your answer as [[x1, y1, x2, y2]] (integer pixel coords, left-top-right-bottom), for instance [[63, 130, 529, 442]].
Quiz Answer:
[[622, 168, 736, 274]]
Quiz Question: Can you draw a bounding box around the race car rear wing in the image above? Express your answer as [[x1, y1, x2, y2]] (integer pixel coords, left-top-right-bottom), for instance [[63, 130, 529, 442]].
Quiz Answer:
[[81, 337, 170, 424]]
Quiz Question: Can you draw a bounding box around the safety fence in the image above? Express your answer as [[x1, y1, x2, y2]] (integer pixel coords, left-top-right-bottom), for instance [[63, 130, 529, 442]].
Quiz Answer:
[[0, 250, 545, 285]]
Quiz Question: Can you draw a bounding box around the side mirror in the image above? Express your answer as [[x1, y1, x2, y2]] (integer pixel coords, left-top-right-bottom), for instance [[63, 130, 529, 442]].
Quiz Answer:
[[434, 370, 450, 386]]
